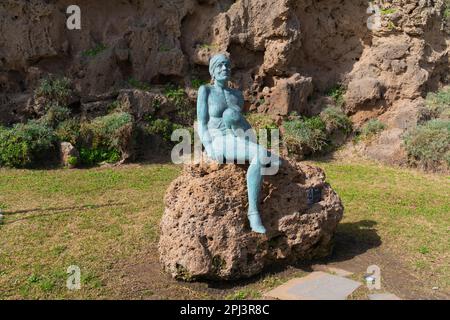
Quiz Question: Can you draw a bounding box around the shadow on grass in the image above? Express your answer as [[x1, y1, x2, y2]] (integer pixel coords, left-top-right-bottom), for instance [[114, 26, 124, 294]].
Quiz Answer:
[[199, 220, 381, 291], [1, 202, 126, 224], [317, 219, 382, 264]]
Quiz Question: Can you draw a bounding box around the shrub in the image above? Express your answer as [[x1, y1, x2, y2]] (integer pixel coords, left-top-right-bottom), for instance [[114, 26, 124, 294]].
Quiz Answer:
[[246, 113, 277, 131], [78, 147, 121, 166], [127, 78, 150, 91], [82, 44, 107, 57], [403, 119, 450, 170], [326, 85, 345, 108], [191, 78, 208, 90], [282, 116, 328, 157], [380, 8, 396, 15], [422, 87, 450, 120], [55, 119, 81, 145], [107, 100, 122, 113], [39, 104, 71, 128], [245, 113, 278, 147], [0, 121, 57, 168], [445, 1, 450, 19], [146, 118, 184, 143], [35, 77, 71, 105], [320, 106, 353, 135], [79, 112, 134, 164], [360, 119, 386, 138], [67, 155, 78, 167], [165, 85, 195, 125]]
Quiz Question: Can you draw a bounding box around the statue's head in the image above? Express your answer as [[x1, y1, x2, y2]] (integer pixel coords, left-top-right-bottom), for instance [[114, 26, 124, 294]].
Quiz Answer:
[[209, 53, 231, 83]]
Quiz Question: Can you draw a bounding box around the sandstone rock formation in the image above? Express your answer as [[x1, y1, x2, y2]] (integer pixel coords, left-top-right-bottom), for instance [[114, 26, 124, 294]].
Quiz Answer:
[[1, 0, 449, 165], [158, 159, 343, 280]]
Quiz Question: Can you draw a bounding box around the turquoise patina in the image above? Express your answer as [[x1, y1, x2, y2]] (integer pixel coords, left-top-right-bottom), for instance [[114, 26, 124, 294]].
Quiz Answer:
[[197, 53, 280, 234]]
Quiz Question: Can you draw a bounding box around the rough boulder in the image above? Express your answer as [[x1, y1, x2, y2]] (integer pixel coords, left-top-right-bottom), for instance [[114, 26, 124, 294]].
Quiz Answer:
[[158, 158, 343, 281]]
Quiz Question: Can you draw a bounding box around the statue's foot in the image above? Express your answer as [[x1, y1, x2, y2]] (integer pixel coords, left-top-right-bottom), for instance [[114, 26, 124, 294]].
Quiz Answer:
[[248, 211, 267, 234]]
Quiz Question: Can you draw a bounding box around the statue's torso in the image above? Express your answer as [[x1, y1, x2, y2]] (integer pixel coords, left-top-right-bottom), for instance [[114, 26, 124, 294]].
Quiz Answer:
[[206, 86, 242, 138]]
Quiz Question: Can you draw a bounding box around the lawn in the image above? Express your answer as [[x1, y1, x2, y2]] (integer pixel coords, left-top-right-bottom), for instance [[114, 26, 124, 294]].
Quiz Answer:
[[0, 161, 448, 299]]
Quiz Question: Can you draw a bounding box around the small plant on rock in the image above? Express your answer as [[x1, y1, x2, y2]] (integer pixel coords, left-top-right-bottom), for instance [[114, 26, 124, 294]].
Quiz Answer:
[[165, 85, 195, 125], [360, 119, 386, 139], [320, 106, 353, 135], [82, 44, 107, 57], [282, 116, 328, 157], [403, 119, 450, 171], [326, 85, 346, 108], [127, 77, 151, 91], [422, 87, 450, 121]]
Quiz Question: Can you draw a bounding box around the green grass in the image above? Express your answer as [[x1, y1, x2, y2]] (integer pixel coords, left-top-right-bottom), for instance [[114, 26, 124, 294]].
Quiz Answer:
[[0, 161, 448, 299], [312, 160, 450, 291], [0, 164, 180, 299]]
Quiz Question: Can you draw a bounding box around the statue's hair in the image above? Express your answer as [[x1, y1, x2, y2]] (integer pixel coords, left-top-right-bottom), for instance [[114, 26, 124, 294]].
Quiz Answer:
[[209, 53, 230, 78]]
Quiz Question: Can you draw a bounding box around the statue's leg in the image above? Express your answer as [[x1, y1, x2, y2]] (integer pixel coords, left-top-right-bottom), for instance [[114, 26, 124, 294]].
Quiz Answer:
[[212, 134, 267, 233], [246, 151, 266, 234]]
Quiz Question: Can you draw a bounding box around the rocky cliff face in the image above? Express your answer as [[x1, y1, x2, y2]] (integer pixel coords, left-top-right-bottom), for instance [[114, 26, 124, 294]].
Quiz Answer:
[[1, 0, 449, 163]]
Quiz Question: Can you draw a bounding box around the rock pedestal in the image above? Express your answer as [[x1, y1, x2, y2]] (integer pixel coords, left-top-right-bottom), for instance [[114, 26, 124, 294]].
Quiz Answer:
[[158, 159, 343, 281]]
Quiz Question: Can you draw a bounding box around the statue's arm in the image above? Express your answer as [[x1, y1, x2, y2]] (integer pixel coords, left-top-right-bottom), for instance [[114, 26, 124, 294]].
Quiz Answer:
[[197, 85, 215, 158]]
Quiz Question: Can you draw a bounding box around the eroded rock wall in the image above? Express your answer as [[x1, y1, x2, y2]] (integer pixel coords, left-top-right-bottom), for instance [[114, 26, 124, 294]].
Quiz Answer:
[[0, 0, 449, 163]]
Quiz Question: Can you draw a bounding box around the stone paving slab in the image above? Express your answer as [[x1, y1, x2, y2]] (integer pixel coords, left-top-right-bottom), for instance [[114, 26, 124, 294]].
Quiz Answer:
[[264, 271, 362, 300], [368, 293, 401, 300], [313, 265, 354, 277]]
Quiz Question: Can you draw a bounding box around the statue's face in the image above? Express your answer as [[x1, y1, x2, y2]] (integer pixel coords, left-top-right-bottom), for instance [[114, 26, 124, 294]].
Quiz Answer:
[[213, 57, 231, 82]]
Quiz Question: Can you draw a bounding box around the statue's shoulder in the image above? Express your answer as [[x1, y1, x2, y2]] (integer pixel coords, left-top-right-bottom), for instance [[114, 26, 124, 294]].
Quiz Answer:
[[198, 84, 212, 95]]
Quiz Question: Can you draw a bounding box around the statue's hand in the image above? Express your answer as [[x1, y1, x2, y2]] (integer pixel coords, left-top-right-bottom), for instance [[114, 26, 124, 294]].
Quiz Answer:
[[203, 142, 221, 162]]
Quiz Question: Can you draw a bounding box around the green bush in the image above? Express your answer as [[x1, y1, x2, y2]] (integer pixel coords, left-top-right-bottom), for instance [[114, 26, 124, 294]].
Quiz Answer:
[[320, 106, 353, 134], [82, 44, 107, 57], [39, 104, 71, 128], [326, 85, 345, 108], [403, 119, 450, 170], [67, 155, 78, 167], [79, 112, 134, 164], [146, 118, 184, 143], [422, 87, 450, 120], [282, 116, 328, 156], [127, 78, 150, 91], [78, 147, 121, 166], [245, 113, 278, 147], [0, 121, 57, 168], [360, 119, 386, 138], [35, 77, 71, 105], [191, 78, 208, 90], [444, 1, 450, 19], [55, 119, 81, 145], [165, 85, 195, 125]]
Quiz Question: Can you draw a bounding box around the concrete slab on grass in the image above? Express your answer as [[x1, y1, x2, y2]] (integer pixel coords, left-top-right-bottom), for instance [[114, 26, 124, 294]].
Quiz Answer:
[[264, 271, 362, 300]]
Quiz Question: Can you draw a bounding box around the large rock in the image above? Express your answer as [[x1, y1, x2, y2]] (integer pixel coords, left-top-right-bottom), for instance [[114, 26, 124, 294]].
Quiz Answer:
[[158, 159, 343, 281], [261, 74, 313, 116]]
